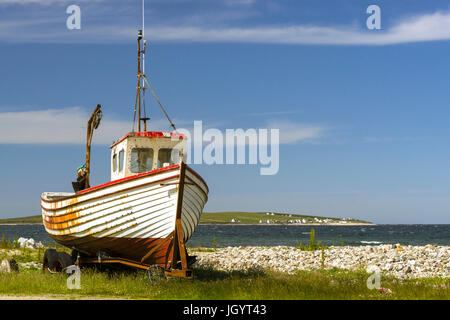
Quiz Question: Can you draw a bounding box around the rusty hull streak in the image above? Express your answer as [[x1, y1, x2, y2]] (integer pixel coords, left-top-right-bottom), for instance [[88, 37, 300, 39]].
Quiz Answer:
[[41, 192, 133, 224], [45, 207, 136, 236], [45, 216, 138, 237], [41, 165, 203, 276], [42, 190, 145, 231], [43, 211, 80, 224], [43, 203, 135, 232], [50, 197, 79, 211], [43, 192, 178, 236], [41, 195, 132, 230], [41, 175, 179, 217], [41, 175, 179, 223]]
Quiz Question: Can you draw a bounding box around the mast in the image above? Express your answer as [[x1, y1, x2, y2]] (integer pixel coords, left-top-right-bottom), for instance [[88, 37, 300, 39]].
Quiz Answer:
[[133, 0, 149, 132], [132, 0, 176, 132], [142, 0, 145, 78], [141, 0, 148, 131]]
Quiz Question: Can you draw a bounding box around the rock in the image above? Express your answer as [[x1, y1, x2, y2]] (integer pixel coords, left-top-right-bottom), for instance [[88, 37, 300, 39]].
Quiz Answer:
[[384, 263, 393, 271], [16, 237, 43, 249], [18, 262, 42, 269], [0, 259, 19, 272], [190, 244, 449, 279], [408, 260, 416, 266]]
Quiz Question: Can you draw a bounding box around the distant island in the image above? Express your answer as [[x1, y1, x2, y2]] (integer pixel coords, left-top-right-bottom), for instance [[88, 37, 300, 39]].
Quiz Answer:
[[200, 212, 373, 225], [0, 212, 373, 226]]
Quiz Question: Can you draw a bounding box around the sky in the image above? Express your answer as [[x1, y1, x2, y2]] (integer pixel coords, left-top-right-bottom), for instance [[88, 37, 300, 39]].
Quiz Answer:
[[0, 0, 450, 224]]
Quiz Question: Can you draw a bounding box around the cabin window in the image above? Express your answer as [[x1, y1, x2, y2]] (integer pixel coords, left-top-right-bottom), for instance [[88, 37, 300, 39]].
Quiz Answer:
[[157, 148, 180, 168], [112, 154, 117, 172], [119, 150, 124, 172], [130, 148, 154, 173]]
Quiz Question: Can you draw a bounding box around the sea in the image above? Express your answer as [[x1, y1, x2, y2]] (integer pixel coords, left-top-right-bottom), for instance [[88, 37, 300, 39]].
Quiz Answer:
[[0, 224, 449, 247]]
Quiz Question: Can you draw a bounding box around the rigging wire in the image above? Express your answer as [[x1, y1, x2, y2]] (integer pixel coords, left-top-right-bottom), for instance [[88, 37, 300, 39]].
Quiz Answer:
[[143, 75, 177, 131]]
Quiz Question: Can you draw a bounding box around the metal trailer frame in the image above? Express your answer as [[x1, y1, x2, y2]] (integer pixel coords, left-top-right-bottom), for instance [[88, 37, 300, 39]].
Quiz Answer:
[[76, 254, 194, 279]]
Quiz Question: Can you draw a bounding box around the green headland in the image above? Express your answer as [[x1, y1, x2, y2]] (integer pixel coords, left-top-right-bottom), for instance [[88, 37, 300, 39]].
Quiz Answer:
[[0, 212, 373, 225]]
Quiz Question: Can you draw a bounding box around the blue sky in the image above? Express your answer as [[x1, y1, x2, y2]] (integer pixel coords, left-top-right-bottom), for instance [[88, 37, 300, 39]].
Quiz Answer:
[[1, 0, 450, 223]]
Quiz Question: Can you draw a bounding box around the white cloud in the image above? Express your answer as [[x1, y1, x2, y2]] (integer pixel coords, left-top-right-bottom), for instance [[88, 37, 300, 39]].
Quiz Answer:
[[141, 11, 450, 45], [0, 107, 193, 144], [0, 107, 132, 145], [267, 121, 325, 144], [175, 119, 326, 147], [3, 10, 450, 45]]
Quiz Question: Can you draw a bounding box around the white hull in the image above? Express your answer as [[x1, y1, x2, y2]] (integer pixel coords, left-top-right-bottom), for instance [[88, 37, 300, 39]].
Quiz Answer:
[[41, 164, 208, 262]]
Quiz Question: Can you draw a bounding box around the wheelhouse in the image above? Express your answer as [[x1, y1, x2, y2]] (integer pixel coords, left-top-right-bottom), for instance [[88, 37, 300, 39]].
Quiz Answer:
[[110, 131, 186, 181]]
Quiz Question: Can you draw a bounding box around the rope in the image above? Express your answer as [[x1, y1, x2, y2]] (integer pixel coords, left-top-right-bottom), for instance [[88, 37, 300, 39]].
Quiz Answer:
[[132, 78, 140, 132], [47, 267, 59, 274], [143, 76, 177, 131], [47, 265, 77, 274]]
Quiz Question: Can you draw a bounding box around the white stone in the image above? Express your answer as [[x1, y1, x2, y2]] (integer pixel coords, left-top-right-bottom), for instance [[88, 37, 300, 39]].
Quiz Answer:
[[0, 259, 19, 273], [191, 244, 449, 279]]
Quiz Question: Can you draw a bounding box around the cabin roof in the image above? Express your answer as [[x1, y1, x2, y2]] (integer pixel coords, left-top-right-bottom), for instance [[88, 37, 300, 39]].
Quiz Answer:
[[110, 131, 186, 148]]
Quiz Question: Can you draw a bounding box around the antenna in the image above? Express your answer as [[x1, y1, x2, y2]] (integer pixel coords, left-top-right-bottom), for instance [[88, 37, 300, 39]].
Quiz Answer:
[[142, 0, 145, 77], [132, 0, 174, 132], [133, 0, 148, 132], [141, 0, 147, 131]]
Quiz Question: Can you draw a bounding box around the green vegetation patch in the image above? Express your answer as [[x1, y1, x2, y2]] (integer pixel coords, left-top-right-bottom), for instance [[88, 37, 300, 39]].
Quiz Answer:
[[0, 247, 447, 300], [199, 212, 371, 224], [0, 266, 447, 300], [0, 215, 42, 225]]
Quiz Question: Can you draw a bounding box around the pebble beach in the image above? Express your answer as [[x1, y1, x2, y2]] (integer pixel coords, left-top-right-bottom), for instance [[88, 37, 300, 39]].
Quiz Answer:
[[192, 244, 450, 279], [2, 237, 449, 279]]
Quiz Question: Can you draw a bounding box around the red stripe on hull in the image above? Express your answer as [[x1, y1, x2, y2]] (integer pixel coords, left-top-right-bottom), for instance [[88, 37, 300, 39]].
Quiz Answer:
[[77, 164, 180, 195]]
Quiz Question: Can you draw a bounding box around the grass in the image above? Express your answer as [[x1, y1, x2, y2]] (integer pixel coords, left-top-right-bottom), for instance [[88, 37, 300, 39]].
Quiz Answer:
[[0, 245, 70, 264], [295, 228, 328, 251], [0, 212, 372, 225], [0, 247, 448, 300], [0, 265, 448, 300]]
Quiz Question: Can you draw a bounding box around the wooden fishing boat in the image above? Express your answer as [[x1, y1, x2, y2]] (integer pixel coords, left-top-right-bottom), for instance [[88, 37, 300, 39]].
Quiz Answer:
[[41, 26, 208, 278]]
